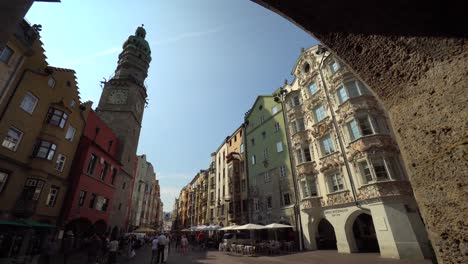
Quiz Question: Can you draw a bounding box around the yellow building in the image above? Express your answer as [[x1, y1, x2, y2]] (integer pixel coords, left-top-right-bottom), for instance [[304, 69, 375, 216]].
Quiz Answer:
[[0, 21, 84, 225], [225, 126, 248, 224]]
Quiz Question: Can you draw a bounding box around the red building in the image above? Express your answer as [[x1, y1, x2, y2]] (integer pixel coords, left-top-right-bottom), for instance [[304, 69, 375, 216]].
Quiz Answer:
[[62, 105, 121, 236]]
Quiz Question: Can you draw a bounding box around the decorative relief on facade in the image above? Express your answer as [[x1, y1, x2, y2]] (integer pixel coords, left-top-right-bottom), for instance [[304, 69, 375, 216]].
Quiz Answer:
[[323, 190, 354, 206], [336, 96, 381, 124], [301, 196, 322, 210], [291, 130, 310, 146], [318, 152, 344, 172], [328, 68, 351, 90], [295, 49, 317, 81], [347, 134, 398, 161], [357, 181, 413, 201], [287, 105, 304, 120], [296, 161, 317, 176], [310, 117, 333, 138]]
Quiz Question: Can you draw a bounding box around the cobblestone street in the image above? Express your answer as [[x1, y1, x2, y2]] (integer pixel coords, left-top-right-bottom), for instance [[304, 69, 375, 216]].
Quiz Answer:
[[110, 245, 432, 264]]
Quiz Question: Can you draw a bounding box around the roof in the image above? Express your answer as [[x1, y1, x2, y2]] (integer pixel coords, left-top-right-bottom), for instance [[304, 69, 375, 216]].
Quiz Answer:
[[47, 66, 76, 73]]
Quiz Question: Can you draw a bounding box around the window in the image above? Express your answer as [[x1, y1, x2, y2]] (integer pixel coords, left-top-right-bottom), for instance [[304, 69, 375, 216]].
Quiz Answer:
[[263, 148, 269, 160], [2, 127, 23, 151], [46, 108, 68, 128], [23, 179, 44, 200], [86, 154, 98, 175], [20, 92, 38, 114], [0, 46, 13, 63], [78, 191, 87, 206], [296, 147, 312, 164], [89, 193, 97, 208], [309, 82, 318, 94], [291, 95, 301, 107], [260, 115, 265, 124], [254, 198, 259, 211], [0, 171, 9, 193], [55, 154, 66, 172], [283, 193, 291, 206], [48, 77, 56, 88], [118, 203, 122, 210], [336, 80, 368, 104], [301, 181, 309, 198], [280, 165, 286, 177], [272, 106, 278, 115], [291, 118, 306, 134], [70, 100, 76, 109], [301, 179, 318, 198], [320, 134, 335, 156], [65, 126, 76, 141], [95, 196, 108, 211], [267, 196, 272, 209], [100, 161, 108, 181], [371, 157, 390, 181], [276, 141, 283, 152], [359, 161, 373, 183], [110, 168, 117, 184], [240, 143, 244, 153], [251, 138, 255, 146], [122, 181, 126, 189], [33, 140, 56, 160], [330, 60, 340, 73], [274, 122, 280, 132], [264, 171, 270, 183], [262, 131, 266, 139], [329, 172, 344, 192], [241, 179, 246, 192], [296, 148, 304, 164], [46, 186, 59, 207], [313, 105, 326, 123], [303, 147, 312, 162], [347, 116, 381, 141], [251, 155, 256, 165]]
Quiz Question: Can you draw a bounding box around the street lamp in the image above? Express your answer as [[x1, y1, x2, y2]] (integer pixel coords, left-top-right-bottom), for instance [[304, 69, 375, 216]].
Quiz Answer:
[[274, 88, 304, 251]]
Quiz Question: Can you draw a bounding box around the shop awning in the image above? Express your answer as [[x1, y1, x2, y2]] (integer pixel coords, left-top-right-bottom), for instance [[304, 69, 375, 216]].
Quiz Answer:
[[0, 219, 55, 228]]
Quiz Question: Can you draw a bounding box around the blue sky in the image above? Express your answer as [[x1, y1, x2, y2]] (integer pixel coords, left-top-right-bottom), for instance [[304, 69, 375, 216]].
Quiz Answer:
[[26, 0, 317, 212]]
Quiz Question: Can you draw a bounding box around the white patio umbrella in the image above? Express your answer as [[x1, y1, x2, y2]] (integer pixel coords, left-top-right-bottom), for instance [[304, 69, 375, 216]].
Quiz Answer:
[[232, 223, 267, 230], [197, 225, 208, 231], [219, 225, 238, 231], [204, 225, 221, 231], [265, 223, 294, 241], [265, 223, 294, 229]]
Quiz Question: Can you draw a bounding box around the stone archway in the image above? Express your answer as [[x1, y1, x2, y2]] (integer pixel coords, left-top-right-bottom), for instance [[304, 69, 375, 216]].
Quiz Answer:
[[252, 2, 466, 263], [352, 214, 380, 253], [316, 218, 337, 250]]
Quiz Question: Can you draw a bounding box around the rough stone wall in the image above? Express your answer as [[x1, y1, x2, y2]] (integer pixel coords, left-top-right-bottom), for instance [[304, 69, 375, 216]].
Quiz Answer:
[[311, 33, 467, 263]]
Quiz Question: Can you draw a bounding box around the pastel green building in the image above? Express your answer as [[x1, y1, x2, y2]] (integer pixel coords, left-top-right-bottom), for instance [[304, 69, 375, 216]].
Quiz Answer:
[[244, 95, 296, 226]]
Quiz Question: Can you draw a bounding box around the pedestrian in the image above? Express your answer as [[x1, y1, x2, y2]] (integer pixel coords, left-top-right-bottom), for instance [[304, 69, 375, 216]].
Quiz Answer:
[[87, 234, 102, 264], [63, 231, 75, 264], [108, 236, 119, 264], [181, 235, 188, 255], [151, 235, 158, 264], [41, 235, 56, 264], [175, 234, 180, 252], [196, 231, 205, 251], [156, 233, 167, 263]]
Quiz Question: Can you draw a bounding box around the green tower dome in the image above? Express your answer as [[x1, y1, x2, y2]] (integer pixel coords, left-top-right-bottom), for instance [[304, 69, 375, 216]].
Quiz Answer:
[[122, 24, 151, 57]]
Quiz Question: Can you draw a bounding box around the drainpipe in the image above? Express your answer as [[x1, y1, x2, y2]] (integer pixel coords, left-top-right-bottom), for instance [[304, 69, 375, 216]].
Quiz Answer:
[[276, 90, 304, 251], [316, 47, 360, 207]]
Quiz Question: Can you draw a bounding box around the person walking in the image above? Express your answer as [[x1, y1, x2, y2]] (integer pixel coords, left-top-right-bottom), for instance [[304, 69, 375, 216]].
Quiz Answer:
[[181, 235, 188, 255], [87, 234, 102, 264], [150, 235, 159, 264], [156, 233, 167, 264], [63, 231, 75, 264], [108, 237, 119, 264]]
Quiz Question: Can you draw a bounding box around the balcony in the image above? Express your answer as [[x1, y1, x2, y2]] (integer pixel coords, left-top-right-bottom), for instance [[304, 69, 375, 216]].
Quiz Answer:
[[300, 196, 322, 211], [287, 105, 304, 120], [296, 161, 317, 176], [347, 134, 396, 161], [357, 180, 413, 201], [335, 95, 380, 123], [323, 190, 354, 207], [291, 130, 310, 146], [318, 152, 343, 173], [310, 117, 333, 138]]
